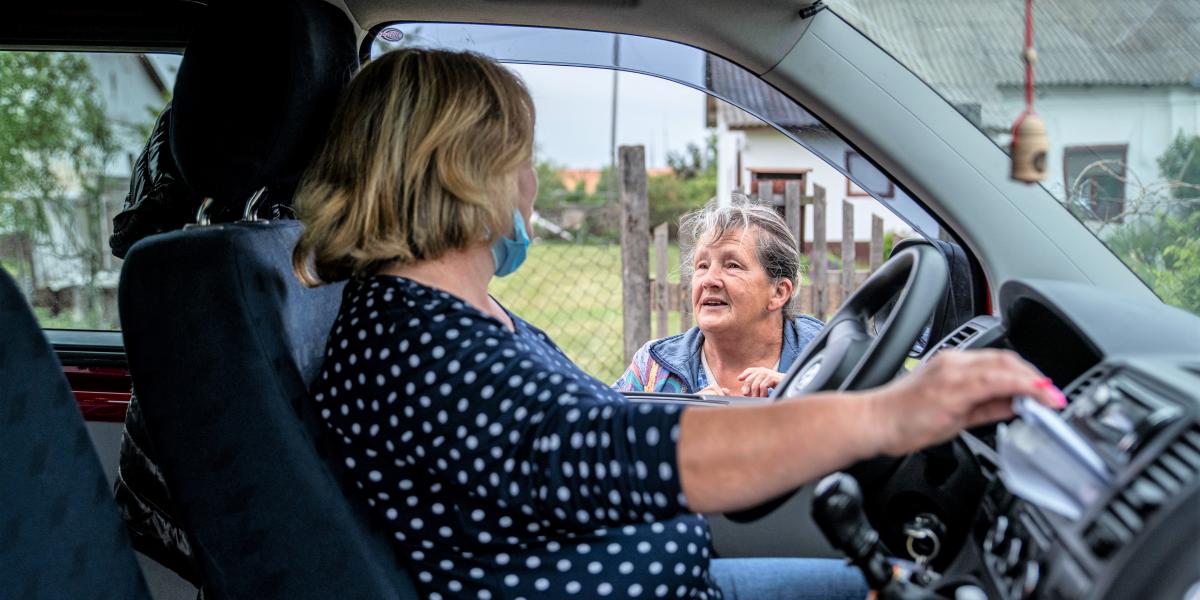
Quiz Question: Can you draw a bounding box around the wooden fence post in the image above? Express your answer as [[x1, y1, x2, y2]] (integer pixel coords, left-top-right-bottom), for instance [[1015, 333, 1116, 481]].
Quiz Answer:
[[841, 200, 856, 300], [757, 178, 776, 206], [785, 180, 802, 245], [679, 243, 692, 333], [679, 281, 691, 333], [620, 145, 650, 364], [870, 214, 884, 274], [654, 223, 670, 340], [810, 185, 827, 318]]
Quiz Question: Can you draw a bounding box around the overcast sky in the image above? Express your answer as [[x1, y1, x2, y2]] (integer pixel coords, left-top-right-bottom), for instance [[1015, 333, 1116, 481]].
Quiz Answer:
[[368, 23, 713, 169], [513, 64, 709, 170], [150, 50, 710, 171]]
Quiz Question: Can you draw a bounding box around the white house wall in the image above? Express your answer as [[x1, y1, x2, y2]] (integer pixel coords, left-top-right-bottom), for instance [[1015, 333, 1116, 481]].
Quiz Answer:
[[717, 125, 911, 242], [715, 120, 741, 207], [86, 54, 173, 180], [995, 85, 1200, 213]]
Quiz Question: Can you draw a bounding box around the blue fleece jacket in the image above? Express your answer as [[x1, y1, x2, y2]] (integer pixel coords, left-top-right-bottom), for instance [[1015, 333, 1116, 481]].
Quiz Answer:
[[613, 315, 824, 395]]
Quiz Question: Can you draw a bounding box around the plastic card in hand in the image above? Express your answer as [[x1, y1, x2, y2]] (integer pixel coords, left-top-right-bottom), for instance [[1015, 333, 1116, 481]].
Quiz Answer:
[[997, 396, 1112, 520]]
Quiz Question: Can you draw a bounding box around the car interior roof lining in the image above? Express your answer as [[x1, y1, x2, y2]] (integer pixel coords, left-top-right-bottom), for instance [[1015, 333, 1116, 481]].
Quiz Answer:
[[342, 0, 816, 75]]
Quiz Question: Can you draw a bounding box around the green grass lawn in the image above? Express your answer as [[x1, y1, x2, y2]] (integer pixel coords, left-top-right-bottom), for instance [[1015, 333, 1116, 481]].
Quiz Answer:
[[32, 305, 115, 330], [490, 241, 685, 384]]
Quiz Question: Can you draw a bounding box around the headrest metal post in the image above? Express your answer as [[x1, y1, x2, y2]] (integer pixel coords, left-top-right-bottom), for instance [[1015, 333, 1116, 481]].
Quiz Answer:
[[242, 187, 269, 222], [192, 198, 215, 228]]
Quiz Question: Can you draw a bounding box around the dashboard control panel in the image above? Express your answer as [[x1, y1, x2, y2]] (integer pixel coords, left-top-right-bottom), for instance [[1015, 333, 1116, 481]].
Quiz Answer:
[[975, 363, 1200, 600]]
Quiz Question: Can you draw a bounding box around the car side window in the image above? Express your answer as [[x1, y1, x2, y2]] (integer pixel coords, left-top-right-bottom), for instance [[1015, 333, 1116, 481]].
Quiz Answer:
[[370, 24, 939, 382], [0, 50, 181, 331]]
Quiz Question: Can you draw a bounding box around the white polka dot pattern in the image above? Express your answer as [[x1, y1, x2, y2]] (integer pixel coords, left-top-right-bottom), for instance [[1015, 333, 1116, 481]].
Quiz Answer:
[[313, 277, 720, 599]]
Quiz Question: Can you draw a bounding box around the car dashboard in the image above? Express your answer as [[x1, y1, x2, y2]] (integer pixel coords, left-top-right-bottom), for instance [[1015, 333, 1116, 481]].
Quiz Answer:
[[627, 278, 1200, 599], [940, 279, 1200, 600], [620, 278, 1199, 599]]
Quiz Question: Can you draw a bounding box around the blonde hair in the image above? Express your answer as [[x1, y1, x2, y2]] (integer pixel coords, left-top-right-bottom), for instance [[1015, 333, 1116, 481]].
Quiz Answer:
[[293, 48, 535, 286]]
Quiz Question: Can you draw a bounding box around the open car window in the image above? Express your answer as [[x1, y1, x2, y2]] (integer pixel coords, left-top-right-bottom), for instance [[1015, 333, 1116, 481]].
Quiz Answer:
[[0, 50, 180, 331], [367, 23, 942, 384], [368, 23, 942, 238]]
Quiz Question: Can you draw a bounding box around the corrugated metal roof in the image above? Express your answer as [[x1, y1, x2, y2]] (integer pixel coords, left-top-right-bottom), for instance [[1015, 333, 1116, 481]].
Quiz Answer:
[[832, 0, 1200, 127], [711, 0, 1200, 131], [707, 55, 824, 130], [835, 0, 1200, 86]]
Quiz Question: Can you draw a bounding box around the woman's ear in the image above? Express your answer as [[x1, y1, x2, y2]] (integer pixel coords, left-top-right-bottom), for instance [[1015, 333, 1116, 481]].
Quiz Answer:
[[767, 278, 793, 312]]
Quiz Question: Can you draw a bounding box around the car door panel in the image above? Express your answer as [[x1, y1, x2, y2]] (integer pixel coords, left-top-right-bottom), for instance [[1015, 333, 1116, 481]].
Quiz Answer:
[[46, 330, 130, 486]]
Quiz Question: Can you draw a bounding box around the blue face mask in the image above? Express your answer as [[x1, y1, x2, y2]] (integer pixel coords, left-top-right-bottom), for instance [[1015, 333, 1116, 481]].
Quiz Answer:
[[490, 208, 530, 277]]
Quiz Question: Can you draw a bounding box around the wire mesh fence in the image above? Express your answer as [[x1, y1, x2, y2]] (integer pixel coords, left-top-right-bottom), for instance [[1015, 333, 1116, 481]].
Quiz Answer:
[[490, 241, 629, 383], [493, 175, 896, 388]]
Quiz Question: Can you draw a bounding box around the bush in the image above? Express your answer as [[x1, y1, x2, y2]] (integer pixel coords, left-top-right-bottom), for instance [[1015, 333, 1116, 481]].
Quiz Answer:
[[1100, 134, 1200, 316]]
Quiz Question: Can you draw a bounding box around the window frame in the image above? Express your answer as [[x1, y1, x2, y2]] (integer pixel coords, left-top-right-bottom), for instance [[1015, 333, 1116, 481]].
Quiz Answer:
[[1062, 144, 1128, 223], [845, 150, 894, 199]]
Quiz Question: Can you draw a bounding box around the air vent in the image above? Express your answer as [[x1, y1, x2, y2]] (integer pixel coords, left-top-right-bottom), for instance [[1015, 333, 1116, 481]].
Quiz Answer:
[[1065, 366, 1109, 403], [1084, 422, 1200, 559], [936, 323, 980, 352]]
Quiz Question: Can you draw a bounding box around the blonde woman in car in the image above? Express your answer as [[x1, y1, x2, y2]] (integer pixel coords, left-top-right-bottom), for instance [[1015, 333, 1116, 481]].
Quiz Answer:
[[293, 47, 1063, 599]]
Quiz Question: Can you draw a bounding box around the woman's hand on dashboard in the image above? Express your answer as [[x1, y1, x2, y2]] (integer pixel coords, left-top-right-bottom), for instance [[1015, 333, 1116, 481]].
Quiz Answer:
[[677, 349, 1062, 513], [864, 349, 1066, 457], [737, 367, 784, 398]]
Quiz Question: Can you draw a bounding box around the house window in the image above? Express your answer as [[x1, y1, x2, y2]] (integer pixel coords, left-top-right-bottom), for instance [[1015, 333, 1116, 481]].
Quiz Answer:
[[845, 151, 893, 198], [1064, 145, 1127, 222]]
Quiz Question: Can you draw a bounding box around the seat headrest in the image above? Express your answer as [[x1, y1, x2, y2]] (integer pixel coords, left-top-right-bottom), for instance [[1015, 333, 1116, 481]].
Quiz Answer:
[[170, 0, 358, 208]]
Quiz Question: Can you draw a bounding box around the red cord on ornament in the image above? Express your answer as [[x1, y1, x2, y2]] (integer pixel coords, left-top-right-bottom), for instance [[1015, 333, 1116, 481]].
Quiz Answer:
[[1010, 0, 1048, 183]]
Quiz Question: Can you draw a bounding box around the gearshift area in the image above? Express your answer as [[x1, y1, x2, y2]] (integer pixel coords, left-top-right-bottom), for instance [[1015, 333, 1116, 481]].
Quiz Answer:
[[813, 472, 981, 600], [812, 472, 893, 588]]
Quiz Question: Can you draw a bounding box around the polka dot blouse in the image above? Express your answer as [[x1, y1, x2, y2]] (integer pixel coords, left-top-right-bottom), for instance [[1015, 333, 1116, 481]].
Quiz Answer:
[[312, 276, 722, 599]]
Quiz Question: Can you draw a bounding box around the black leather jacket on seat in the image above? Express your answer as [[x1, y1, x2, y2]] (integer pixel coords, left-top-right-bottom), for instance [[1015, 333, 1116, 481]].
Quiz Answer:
[[110, 102, 205, 585], [110, 102, 233, 259]]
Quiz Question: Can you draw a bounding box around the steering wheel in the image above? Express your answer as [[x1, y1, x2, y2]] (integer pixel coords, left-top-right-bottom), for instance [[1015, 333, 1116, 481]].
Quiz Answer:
[[725, 243, 949, 522]]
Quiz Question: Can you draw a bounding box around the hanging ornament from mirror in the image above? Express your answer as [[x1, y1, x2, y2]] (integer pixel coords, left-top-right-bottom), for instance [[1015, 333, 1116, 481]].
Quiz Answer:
[[1011, 0, 1047, 183]]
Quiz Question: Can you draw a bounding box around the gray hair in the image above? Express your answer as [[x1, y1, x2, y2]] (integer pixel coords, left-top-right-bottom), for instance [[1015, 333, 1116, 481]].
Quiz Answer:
[[680, 192, 803, 317]]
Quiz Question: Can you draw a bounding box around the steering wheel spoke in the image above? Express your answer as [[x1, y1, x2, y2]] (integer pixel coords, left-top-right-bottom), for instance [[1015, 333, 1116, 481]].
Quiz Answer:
[[780, 245, 948, 397]]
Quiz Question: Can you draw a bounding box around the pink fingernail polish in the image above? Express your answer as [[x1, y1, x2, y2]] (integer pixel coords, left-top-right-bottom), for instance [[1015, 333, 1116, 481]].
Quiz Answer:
[[1054, 390, 1067, 408], [1034, 377, 1054, 389]]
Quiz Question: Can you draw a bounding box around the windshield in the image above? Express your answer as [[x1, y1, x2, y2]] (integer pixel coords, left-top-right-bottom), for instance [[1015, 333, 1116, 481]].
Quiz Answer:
[[831, 0, 1200, 318]]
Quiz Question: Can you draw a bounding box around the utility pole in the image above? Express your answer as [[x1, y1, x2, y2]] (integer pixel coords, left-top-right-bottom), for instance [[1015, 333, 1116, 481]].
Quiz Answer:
[[607, 35, 620, 207]]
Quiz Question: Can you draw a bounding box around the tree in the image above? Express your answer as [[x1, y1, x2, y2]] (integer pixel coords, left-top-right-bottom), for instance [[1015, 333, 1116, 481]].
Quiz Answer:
[[1157, 131, 1200, 206], [535, 158, 602, 209], [1099, 132, 1200, 316], [1155, 212, 1200, 312], [1146, 134, 1200, 314], [0, 52, 117, 323], [652, 134, 717, 233], [534, 158, 570, 208], [533, 134, 717, 240], [666, 133, 717, 181]]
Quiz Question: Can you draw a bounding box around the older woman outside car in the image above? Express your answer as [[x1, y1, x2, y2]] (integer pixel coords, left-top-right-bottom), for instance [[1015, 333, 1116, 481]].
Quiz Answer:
[[615, 198, 820, 398], [294, 48, 1065, 600]]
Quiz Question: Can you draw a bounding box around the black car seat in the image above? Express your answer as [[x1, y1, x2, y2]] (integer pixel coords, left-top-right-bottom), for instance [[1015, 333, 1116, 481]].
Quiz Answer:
[[118, 1, 418, 598], [0, 268, 151, 600], [111, 98, 208, 589]]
